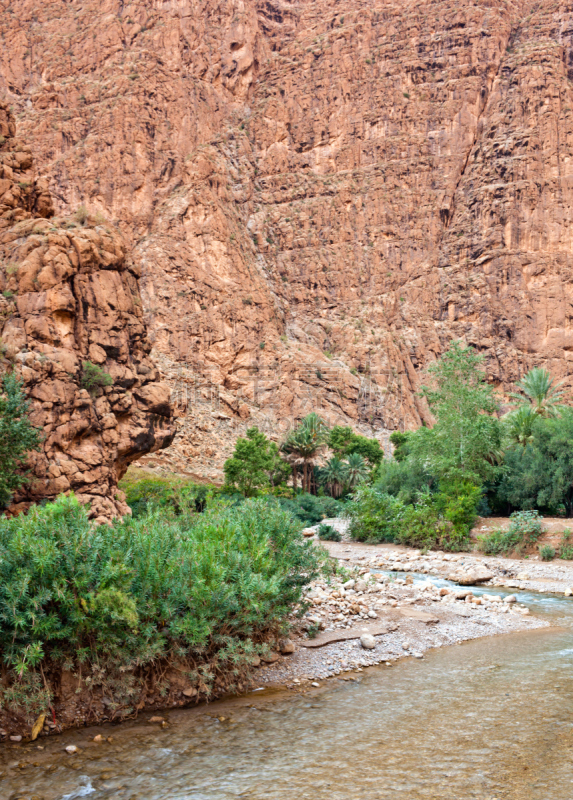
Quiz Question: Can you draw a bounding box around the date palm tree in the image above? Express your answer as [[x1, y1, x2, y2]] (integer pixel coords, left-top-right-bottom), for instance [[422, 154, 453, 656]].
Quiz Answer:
[[281, 413, 329, 494], [344, 452, 369, 489], [320, 457, 347, 498], [505, 406, 536, 448], [510, 367, 565, 418]]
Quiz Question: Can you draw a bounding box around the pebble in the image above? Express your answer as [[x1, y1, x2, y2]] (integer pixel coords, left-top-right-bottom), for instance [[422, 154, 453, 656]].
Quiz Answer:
[[9, 735, 22, 743], [65, 745, 79, 754], [279, 638, 296, 654], [360, 633, 376, 650], [504, 595, 517, 604]]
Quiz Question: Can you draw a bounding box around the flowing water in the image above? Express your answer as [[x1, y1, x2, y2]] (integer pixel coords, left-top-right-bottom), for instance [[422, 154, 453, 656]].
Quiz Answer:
[[3, 584, 573, 800]]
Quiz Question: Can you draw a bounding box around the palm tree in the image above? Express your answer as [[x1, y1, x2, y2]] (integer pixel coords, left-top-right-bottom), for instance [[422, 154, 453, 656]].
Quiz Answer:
[[281, 413, 329, 493], [505, 406, 536, 448], [344, 452, 369, 489], [320, 457, 347, 498], [510, 367, 565, 418]]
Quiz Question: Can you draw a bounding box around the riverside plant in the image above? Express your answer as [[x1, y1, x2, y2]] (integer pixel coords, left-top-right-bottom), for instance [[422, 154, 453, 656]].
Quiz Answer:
[[478, 510, 544, 556], [0, 495, 326, 724]]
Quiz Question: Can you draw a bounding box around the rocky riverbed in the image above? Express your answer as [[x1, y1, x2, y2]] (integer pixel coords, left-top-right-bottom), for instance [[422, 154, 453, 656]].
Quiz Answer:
[[253, 521, 573, 688]]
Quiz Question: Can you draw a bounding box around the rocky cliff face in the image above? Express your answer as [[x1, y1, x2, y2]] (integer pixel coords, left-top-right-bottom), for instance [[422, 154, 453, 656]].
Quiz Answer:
[[2, 0, 573, 481], [0, 103, 174, 520]]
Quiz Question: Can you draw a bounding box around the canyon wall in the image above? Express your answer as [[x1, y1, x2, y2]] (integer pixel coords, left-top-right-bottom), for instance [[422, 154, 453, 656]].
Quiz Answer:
[[2, 0, 573, 481], [0, 103, 175, 520]]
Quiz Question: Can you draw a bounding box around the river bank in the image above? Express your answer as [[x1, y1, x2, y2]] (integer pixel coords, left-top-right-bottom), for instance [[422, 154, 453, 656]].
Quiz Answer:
[[255, 526, 554, 687]]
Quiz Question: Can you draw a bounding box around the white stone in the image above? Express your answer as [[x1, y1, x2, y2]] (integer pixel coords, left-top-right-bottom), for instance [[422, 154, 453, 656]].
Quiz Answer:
[[503, 595, 517, 604], [360, 633, 376, 650]]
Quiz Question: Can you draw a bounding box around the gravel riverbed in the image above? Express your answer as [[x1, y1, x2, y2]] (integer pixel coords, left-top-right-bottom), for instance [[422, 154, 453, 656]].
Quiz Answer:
[[254, 520, 572, 687]]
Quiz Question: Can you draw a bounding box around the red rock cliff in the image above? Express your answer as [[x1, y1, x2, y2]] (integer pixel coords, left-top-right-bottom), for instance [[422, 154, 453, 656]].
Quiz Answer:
[[2, 1, 573, 480], [0, 103, 175, 520]]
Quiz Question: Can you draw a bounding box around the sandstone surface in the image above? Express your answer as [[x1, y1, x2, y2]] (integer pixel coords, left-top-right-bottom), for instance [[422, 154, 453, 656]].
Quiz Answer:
[[0, 102, 175, 520], [2, 1, 573, 480]]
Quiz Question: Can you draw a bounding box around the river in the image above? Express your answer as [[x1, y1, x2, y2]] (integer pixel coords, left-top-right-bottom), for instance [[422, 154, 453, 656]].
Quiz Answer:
[[2, 584, 573, 800]]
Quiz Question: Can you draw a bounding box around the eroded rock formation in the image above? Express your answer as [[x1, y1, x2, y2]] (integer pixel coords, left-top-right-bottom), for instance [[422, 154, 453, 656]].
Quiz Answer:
[[0, 103, 174, 520], [2, 1, 573, 480]]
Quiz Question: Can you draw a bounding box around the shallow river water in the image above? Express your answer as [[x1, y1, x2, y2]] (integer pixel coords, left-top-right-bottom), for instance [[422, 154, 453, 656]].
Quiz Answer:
[[3, 585, 573, 800]]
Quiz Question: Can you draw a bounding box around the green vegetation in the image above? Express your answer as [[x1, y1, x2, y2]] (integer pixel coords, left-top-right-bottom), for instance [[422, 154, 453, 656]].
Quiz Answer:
[[80, 360, 113, 396], [0, 495, 325, 719], [282, 413, 330, 493], [477, 511, 544, 556], [223, 427, 290, 497], [120, 469, 212, 517], [318, 523, 342, 542], [539, 544, 556, 561], [328, 425, 383, 466], [0, 373, 42, 510]]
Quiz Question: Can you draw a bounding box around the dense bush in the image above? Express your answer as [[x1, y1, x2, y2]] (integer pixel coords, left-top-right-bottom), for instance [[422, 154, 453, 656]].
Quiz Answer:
[[489, 410, 573, 516], [539, 544, 555, 561], [328, 425, 384, 466], [277, 493, 344, 527], [80, 360, 113, 396], [223, 427, 290, 496], [120, 470, 214, 517], [0, 495, 325, 717], [0, 373, 42, 509], [373, 457, 435, 505], [318, 523, 342, 542], [346, 480, 480, 551], [477, 510, 544, 555]]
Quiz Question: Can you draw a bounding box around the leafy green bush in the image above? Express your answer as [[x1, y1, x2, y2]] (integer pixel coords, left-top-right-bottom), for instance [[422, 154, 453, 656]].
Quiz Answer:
[[328, 425, 383, 466], [489, 410, 573, 515], [224, 427, 290, 496], [277, 493, 344, 527], [539, 544, 556, 561], [0, 495, 325, 717], [318, 523, 341, 542], [347, 479, 480, 551], [0, 373, 42, 509], [120, 471, 214, 518], [373, 457, 435, 505], [345, 486, 404, 543], [478, 510, 544, 555], [80, 360, 113, 396]]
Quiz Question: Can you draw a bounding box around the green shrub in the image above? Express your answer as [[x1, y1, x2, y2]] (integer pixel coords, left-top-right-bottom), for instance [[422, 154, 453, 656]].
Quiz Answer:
[[478, 510, 544, 555], [80, 360, 113, 396], [120, 471, 214, 518], [0, 373, 42, 509], [0, 495, 325, 718], [277, 493, 344, 527], [318, 523, 341, 542], [224, 427, 290, 497], [345, 486, 404, 543], [539, 544, 556, 561]]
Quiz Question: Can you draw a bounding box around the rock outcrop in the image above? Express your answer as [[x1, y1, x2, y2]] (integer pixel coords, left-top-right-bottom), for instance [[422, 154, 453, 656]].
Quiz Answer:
[[2, 1, 573, 480], [0, 103, 175, 520]]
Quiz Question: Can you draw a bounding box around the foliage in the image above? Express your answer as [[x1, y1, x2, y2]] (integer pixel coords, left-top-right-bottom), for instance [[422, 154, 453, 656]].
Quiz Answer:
[[505, 406, 536, 448], [80, 360, 113, 396], [373, 457, 435, 505], [389, 430, 411, 462], [328, 425, 383, 466], [120, 469, 214, 518], [281, 413, 330, 493], [346, 479, 480, 551], [277, 492, 344, 527], [0, 495, 325, 716], [412, 341, 503, 484], [559, 532, 573, 560], [539, 544, 555, 561], [318, 523, 342, 542], [344, 452, 369, 488], [223, 427, 290, 497], [491, 410, 573, 515], [0, 373, 42, 510], [509, 366, 565, 418], [320, 456, 348, 498], [477, 510, 544, 555]]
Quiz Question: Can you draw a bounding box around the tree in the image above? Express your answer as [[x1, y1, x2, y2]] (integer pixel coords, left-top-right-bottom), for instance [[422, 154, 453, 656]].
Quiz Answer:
[[509, 366, 565, 418], [328, 425, 383, 466], [505, 406, 536, 448], [320, 457, 347, 498], [389, 430, 411, 462], [410, 340, 503, 484], [223, 427, 289, 497], [281, 413, 329, 494], [344, 452, 369, 489], [0, 373, 42, 510]]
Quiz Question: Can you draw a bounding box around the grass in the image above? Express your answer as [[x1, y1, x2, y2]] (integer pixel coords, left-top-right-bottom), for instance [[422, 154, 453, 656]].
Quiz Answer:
[[477, 511, 544, 556]]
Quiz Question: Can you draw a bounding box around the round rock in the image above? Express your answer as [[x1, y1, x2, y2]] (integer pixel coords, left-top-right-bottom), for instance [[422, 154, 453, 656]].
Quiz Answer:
[[360, 633, 376, 650]]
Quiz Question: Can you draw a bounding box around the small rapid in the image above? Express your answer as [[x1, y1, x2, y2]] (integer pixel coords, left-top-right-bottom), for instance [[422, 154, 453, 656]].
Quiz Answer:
[[3, 582, 573, 800]]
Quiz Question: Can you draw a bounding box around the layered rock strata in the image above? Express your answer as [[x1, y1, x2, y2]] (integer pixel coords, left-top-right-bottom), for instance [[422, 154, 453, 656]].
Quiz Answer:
[[2, 1, 573, 480], [0, 103, 174, 520]]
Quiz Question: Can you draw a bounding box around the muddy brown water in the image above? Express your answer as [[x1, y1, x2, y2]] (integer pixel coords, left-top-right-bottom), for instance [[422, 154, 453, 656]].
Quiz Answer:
[[2, 588, 573, 800]]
